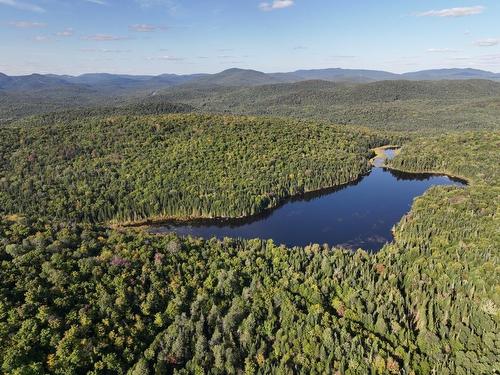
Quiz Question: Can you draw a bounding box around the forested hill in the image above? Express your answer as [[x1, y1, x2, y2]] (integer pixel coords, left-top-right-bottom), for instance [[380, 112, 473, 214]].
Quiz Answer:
[[0, 113, 391, 223], [153, 79, 500, 131], [3, 78, 500, 131], [388, 131, 500, 186], [0, 130, 498, 374], [1, 68, 499, 93]]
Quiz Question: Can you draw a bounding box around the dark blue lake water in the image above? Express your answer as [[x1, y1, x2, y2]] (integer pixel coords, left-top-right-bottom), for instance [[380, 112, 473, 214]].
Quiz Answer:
[[150, 150, 466, 251]]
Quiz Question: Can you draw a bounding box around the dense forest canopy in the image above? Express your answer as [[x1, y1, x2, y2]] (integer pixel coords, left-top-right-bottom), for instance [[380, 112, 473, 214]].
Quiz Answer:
[[0, 114, 392, 223], [2, 79, 500, 132], [0, 130, 498, 374], [388, 131, 500, 185], [152, 80, 500, 132], [0, 82, 498, 375]]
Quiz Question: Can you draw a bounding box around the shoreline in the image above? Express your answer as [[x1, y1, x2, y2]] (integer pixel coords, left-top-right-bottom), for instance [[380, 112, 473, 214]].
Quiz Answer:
[[369, 145, 400, 167], [110, 173, 370, 229], [112, 145, 469, 229], [380, 165, 470, 185], [371, 145, 470, 184]]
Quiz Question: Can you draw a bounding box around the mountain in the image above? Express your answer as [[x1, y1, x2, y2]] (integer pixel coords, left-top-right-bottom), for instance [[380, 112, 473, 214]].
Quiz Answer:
[[2, 74, 500, 130], [154, 73, 208, 86], [66, 73, 152, 86], [270, 68, 401, 83], [156, 78, 500, 108], [114, 67, 500, 87], [402, 68, 500, 81], [1, 68, 499, 94], [182, 68, 284, 87], [65, 73, 209, 91], [182, 68, 402, 86], [0, 73, 11, 88], [0, 73, 80, 91], [146, 78, 500, 131]]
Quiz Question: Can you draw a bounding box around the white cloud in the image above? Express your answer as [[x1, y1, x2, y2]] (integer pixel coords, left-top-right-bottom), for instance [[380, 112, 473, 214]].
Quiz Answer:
[[8, 20, 46, 28], [259, 0, 294, 12], [417, 6, 484, 17], [82, 34, 129, 41], [129, 24, 162, 32], [427, 48, 460, 53], [55, 28, 74, 37], [474, 38, 499, 47], [0, 0, 45, 13]]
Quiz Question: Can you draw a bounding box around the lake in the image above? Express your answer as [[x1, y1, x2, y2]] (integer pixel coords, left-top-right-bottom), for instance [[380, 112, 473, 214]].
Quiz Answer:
[[149, 149, 466, 251]]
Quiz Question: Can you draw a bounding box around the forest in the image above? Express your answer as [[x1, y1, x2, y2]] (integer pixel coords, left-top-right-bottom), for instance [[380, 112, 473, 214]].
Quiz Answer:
[[0, 107, 498, 374], [0, 113, 393, 224], [153, 79, 500, 132], [2, 79, 500, 132], [2, 0, 500, 369]]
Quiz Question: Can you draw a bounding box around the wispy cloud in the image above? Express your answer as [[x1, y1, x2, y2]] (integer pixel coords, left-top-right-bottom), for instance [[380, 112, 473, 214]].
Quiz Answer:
[[82, 34, 129, 41], [259, 0, 294, 12], [447, 56, 472, 61], [81, 48, 131, 53], [135, 0, 179, 14], [129, 24, 166, 32], [55, 28, 74, 37], [8, 20, 46, 28], [474, 38, 499, 47], [417, 6, 485, 18], [0, 0, 45, 13], [427, 48, 460, 53], [147, 55, 184, 61], [293, 46, 307, 50], [33, 35, 49, 42], [83, 0, 107, 4]]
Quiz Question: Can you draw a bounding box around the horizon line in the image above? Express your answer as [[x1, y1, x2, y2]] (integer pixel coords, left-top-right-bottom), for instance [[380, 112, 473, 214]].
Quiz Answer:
[[1, 66, 499, 77]]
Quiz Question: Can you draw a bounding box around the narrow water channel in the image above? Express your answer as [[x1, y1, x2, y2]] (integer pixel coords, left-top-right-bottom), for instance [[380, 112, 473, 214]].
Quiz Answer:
[[150, 149, 466, 251]]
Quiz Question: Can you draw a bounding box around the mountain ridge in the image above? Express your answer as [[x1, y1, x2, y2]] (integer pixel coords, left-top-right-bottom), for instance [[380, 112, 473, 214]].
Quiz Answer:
[[1, 67, 500, 93]]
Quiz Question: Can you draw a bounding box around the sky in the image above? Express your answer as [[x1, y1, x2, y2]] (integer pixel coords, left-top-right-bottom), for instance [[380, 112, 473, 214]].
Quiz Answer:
[[0, 0, 499, 76]]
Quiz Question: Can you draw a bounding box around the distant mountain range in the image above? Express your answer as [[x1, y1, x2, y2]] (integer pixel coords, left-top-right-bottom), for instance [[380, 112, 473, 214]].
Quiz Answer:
[[1, 68, 500, 93]]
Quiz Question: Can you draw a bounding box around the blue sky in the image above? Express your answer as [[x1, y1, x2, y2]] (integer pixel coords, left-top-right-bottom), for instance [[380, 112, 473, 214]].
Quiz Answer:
[[0, 0, 499, 75]]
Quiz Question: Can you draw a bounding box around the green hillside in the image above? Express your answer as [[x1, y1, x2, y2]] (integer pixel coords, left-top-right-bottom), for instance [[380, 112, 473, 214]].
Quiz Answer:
[[3, 79, 500, 132], [154, 79, 500, 131], [0, 113, 390, 223], [0, 130, 498, 374]]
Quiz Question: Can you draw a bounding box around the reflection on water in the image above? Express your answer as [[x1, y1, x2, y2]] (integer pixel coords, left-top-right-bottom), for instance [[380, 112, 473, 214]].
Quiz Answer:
[[150, 149, 466, 252]]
